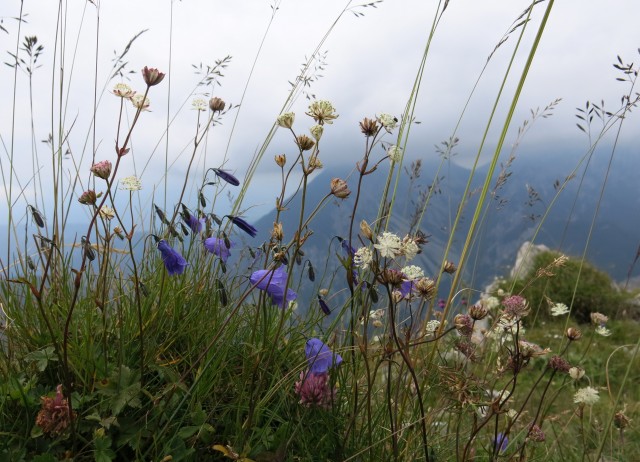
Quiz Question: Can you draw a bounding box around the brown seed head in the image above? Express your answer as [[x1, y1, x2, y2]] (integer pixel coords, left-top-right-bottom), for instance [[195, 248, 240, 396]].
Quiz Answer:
[[274, 154, 286, 168], [442, 260, 457, 274], [469, 304, 489, 321], [296, 134, 315, 151], [360, 220, 373, 241], [209, 97, 226, 113], [271, 222, 284, 241], [548, 355, 571, 373], [78, 190, 97, 205], [330, 178, 351, 199], [566, 327, 582, 341], [359, 117, 379, 137], [414, 277, 436, 300], [142, 66, 165, 86]]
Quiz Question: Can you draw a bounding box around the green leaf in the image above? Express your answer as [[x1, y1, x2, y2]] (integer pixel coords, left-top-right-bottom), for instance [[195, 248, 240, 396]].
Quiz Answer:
[[94, 434, 116, 462]]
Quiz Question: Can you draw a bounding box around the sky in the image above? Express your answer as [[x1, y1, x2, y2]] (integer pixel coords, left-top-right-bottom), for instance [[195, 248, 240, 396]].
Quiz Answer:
[[1, 0, 639, 226]]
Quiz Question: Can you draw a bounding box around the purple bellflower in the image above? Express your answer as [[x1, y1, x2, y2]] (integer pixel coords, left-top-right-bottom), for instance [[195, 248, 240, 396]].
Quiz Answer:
[[305, 338, 343, 374], [317, 295, 331, 316], [249, 266, 297, 307], [157, 240, 188, 275], [184, 214, 205, 234], [212, 168, 240, 186], [494, 433, 508, 453], [203, 237, 234, 263], [227, 215, 257, 238]]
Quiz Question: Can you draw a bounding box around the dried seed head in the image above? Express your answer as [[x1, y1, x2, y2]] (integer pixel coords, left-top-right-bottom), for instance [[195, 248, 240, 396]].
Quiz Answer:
[[142, 66, 165, 86], [271, 222, 284, 241], [78, 190, 97, 205], [548, 355, 571, 373], [414, 277, 436, 300], [528, 424, 546, 443], [454, 314, 473, 337], [469, 303, 489, 321], [566, 327, 582, 341], [380, 269, 405, 287], [276, 112, 295, 129], [359, 117, 378, 137], [442, 260, 457, 274], [209, 96, 226, 113], [296, 134, 315, 151], [330, 178, 351, 199], [614, 410, 631, 429], [90, 160, 112, 180]]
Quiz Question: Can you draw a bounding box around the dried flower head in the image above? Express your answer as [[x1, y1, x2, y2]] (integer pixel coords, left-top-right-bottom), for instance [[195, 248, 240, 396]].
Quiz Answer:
[[414, 277, 436, 299], [90, 160, 112, 180], [276, 112, 295, 128], [442, 260, 457, 274], [78, 190, 97, 205], [454, 314, 473, 338], [360, 220, 373, 241], [35, 385, 75, 436], [119, 176, 142, 191], [142, 66, 165, 86], [112, 82, 135, 98], [271, 222, 284, 241], [519, 340, 551, 359], [359, 117, 379, 137], [574, 386, 599, 406], [380, 268, 405, 287], [306, 100, 338, 125], [548, 355, 571, 372], [296, 134, 315, 151], [566, 327, 582, 341], [307, 155, 323, 172], [330, 178, 350, 199], [614, 410, 631, 429], [469, 304, 489, 321], [209, 97, 226, 113]]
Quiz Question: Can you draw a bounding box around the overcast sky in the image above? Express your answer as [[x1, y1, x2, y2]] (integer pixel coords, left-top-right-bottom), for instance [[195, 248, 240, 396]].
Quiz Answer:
[[1, 0, 639, 224]]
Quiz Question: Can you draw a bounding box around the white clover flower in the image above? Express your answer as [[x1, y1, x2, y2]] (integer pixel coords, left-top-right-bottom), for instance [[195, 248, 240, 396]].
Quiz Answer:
[[374, 232, 402, 258], [377, 113, 398, 131], [574, 386, 599, 405], [112, 83, 135, 98], [401, 265, 424, 280], [119, 176, 142, 191], [354, 247, 373, 269], [569, 366, 585, 381], [595, 325, 612, 337], [99, 206, 115, 220], [551, 303, 570, 316], [400, 236, 419, 260], [425, 320, 441, 335], [191, 98, 207, 111], [387, 145, 403, 163], [131, 94, 150, 110]]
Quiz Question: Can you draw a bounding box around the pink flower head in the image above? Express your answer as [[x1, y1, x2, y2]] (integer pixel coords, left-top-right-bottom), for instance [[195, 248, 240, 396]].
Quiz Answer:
[[90, 160, 112, 180], [294, 371, 335, 408]]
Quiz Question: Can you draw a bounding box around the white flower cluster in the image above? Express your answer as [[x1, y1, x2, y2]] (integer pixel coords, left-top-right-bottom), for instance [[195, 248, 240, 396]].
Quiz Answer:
[[573, 386, 599, 405], [354, 247, 373, 269], [191, 98, 208, 111], [377, 113, 398, 131], [119, 176, 142, 191], [387, 145, 403, 163], [424, 320, 441, 335], [401, 265, 424, 280], [373, 232, 419, 261], [550, 302, 570, 316]]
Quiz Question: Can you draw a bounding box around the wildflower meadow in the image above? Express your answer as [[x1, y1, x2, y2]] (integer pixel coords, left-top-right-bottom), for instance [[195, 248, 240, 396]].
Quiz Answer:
[[1, 1, 639, 461]]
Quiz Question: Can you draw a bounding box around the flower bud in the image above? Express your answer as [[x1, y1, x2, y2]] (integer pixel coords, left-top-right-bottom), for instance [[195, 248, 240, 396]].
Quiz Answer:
[[360, 220, 373, 241], [310, 124, 324, 141], [569, 366, 585, 380], [275, 154, 286, 168], [78, 190, 97, 205], [469, 303, 489, 321], [454, 314, 473, 337], [142, 66, 165, 86], [271, 222, 284, 241], [209, 97, 226, 113], [90, 160, 112, 180], [276, 112, 295, 129], [330, 178, 351, 199]]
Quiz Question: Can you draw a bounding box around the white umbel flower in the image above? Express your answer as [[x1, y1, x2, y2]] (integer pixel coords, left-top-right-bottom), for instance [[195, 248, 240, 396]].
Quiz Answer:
[[574, 386, 599, 405], [374, 232, 402, 258]]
